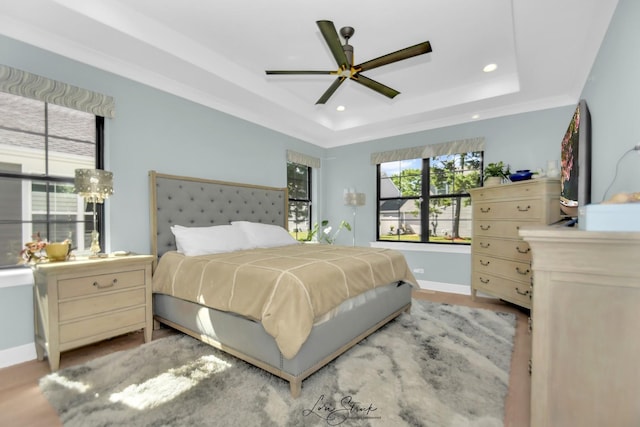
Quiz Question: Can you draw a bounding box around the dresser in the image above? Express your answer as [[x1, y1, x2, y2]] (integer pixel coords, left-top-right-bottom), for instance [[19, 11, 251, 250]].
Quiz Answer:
[[520, 227, 640, 427], [33, 255, 154, 371], [468, 179, 560, 308]]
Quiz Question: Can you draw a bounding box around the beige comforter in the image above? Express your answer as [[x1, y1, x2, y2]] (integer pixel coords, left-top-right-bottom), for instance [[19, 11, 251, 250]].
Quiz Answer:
[[152, 244, 417, 358]]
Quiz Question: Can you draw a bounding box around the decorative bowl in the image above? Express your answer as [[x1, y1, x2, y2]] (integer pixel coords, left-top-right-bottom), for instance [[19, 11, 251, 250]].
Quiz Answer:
[[46, 242, 70, 262], [509, 170, 533, 182]]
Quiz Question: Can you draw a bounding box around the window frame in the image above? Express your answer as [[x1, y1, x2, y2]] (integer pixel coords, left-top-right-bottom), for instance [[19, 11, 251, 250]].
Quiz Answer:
[[376, 151, 483, 245], [286, 161, 313, 241], [0, 94, 104, 269]]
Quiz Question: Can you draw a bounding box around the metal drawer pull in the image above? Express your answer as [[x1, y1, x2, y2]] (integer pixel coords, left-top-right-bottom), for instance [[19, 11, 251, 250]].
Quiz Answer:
[[528, 317, 533, 333], [480, 225, 491, 231], [480, 242, 490, 248], [515, 287, 529, 296], [480, 260, 490, 266], [516, 246, 530, 254], [480, 207, 491, 213], [479, 277, 490, 284], [516, 267, 530, 275], [93, 278, 117, 289], [517, 205, 531, 212]]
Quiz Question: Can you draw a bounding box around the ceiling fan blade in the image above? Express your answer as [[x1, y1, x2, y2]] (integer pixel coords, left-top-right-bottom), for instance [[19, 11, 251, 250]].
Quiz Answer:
[[266, 70, 333, 75], [316, 20, 350, 70], [355, 41, 432, 72], [350, 74, 400, 99], [316, 76, 346, 104]]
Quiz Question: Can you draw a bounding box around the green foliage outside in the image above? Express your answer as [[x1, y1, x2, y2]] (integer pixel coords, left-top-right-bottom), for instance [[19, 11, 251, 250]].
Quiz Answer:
[[387, 152, 481, 241]]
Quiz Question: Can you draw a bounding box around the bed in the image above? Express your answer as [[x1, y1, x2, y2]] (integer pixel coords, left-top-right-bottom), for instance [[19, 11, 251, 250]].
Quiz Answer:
[[149, 170, 416, 397]]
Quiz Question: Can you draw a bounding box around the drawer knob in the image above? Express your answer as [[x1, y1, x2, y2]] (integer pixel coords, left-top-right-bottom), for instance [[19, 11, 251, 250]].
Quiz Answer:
[[480, 207, 491, 213], [517, 205, 531, 212], [515, 267, 530, 275], [480, 225, 491, 231], [516, 246, 530, 254], [93, 279, 117, 289], [480, 260, 490, 266]]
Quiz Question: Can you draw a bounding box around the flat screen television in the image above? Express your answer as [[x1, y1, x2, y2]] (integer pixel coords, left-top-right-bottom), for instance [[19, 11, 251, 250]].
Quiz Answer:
[[560, 99, 592, 218]]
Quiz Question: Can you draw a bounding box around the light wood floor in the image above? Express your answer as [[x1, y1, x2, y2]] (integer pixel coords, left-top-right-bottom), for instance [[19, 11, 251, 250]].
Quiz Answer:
[[0, 290, 531, 427]]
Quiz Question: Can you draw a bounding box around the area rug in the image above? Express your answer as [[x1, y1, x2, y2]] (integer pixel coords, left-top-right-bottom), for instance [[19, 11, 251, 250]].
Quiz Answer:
[[40, 300, 516, 427]]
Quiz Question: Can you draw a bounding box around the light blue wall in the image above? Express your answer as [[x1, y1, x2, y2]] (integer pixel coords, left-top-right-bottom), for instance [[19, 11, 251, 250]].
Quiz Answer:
[[323, 106, 575, 285], [0, 35, 324, 256], [580, 0, 640, 201], [0, 284, 34, 348], [1, 0, 637, 357]]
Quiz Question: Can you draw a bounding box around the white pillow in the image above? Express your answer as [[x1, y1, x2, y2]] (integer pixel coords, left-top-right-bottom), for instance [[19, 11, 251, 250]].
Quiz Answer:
[[231, 221, 299, 248], [170, 224, 252, 256]]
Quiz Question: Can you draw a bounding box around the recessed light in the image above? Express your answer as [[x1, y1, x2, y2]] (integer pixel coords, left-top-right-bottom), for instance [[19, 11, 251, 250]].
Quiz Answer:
[[483, 63, 498, 73], [471, 114, 480, 120], [336, 105, 346, 112]]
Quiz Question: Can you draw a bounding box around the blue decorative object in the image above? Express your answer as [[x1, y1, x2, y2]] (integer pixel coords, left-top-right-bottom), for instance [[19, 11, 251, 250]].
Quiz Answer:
[[509, 170, 533, 181]]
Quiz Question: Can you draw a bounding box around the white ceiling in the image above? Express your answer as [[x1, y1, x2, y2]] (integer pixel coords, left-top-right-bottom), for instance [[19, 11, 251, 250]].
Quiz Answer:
[[0, 0, 619, 148]]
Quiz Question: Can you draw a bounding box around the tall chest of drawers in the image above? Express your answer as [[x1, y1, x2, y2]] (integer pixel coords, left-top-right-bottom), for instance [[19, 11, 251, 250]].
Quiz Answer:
[[468, 179, 560, 308], [33, 255, 154, 371]]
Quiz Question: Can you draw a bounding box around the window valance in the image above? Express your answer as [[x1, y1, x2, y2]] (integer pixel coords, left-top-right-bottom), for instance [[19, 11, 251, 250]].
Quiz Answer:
[[0, 65, 115, 118], [370, 137, 485, 164], [286, 150, 321, 169]]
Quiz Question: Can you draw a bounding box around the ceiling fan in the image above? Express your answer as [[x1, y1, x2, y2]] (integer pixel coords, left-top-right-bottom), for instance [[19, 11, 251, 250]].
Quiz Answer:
[[265, 20, 432, 105]]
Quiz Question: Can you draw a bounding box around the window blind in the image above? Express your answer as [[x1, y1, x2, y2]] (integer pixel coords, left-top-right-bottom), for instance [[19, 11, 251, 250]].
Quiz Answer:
[[0, 64, 115, 118], [370, 137, 485, 164], [286, 150, 321, 169]]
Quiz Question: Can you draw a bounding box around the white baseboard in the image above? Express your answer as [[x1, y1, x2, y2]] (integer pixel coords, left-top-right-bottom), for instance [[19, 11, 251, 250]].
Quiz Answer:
[[416, 279, 471, 295], [0, 342, 37, 369]]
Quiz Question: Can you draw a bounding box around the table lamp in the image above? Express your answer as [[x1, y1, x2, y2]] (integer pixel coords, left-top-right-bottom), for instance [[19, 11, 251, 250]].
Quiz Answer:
[[74, 169, 113, 257]]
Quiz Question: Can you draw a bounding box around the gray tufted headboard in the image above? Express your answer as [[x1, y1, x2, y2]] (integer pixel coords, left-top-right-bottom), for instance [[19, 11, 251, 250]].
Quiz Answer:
[[149, 170, 288, 263]]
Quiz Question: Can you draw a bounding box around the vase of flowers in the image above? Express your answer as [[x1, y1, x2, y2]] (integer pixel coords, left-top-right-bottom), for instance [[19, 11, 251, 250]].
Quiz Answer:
[[306, 220, 352, 244]]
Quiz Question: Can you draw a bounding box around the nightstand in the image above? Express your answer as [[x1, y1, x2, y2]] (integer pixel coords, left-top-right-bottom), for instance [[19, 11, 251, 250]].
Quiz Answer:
[[32, 254, 154, 371]]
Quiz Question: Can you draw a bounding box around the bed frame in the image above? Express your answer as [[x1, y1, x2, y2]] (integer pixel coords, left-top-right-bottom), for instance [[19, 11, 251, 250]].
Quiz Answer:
[[149, 170, 412, 397]]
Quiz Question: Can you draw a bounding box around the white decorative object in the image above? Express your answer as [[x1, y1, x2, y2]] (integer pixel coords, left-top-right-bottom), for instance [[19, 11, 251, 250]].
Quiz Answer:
[[344, 189, 366, 246], [546, 160, 560, 178]]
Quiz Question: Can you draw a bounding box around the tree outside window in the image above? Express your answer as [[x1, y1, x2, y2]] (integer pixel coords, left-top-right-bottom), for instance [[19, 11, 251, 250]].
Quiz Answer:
[[377, 151, 482, 244]]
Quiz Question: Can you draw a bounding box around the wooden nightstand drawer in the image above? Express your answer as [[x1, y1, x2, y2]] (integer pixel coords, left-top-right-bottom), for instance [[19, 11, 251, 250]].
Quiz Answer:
[[59, 306, 146, 344], [59, 288, 146, 321], [58, 268, 146, 299], [33, 255, 154, 371]]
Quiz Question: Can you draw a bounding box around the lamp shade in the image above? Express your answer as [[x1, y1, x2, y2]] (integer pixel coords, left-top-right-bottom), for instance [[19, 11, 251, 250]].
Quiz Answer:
[[344, 192, 366, 207], [74, 169, 114, 203]]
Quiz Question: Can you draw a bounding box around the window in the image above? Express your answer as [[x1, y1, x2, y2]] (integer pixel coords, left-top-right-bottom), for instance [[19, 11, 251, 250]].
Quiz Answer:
[[0, 91, 104, 268], [287, 162, 312, 241], [377, 151, 482, 244]]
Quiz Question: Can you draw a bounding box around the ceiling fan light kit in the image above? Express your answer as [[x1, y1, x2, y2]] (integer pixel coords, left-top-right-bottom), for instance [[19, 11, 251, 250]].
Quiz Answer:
[[265, 20, 432, 105]]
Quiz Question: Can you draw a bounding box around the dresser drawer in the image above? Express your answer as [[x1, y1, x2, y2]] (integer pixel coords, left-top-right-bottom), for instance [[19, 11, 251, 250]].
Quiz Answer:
[[59, 306, 146, 345], [473, 236, 531, 262], [470, 180, 543, 202], [58, 269, 146, 299], [472, 272, 532, 308], [474, 199, 542, 220], [58, 288, 146, 321], [473, 254, 532, 283], [473, 220, 534, 239]]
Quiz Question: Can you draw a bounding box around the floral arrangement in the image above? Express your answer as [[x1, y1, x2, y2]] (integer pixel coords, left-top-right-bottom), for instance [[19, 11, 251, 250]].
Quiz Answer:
[[306, 220, 352, 244], [19, 232, 47, 264]]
